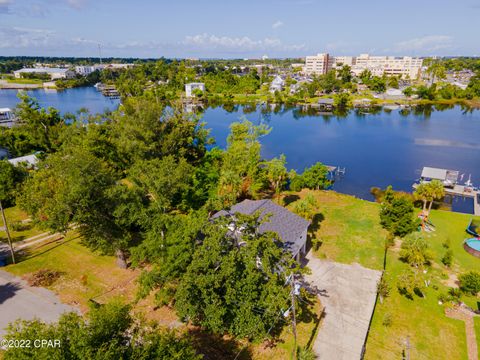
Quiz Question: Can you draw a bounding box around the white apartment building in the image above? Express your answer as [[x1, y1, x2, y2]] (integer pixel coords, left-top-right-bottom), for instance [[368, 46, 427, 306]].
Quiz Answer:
[[305, 53, 330, 75], [75, 65, 105, 76], [304, 53, 423, 79], [352, 54, 422, 79]]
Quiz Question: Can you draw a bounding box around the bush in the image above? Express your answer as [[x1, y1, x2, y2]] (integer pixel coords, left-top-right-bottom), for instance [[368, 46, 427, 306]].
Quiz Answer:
[[380, 186, 419, 237], [399, 234, 433, 268], [382, 313, 392, 327], [458, 271, 480, 295], [441, 249, 453, 267], [9, 221, 30, 232], [297, 346, 316, 360], [397, 269, 424, 300]]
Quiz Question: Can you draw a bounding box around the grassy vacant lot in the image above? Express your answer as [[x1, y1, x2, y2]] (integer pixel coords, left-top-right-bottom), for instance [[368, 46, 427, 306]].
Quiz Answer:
[[0, 207, 45, 244], [281, 189, 387, 270], [4, 232, 139, 312]]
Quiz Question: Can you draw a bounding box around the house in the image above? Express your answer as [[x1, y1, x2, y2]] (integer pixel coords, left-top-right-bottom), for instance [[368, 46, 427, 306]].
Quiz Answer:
[[269, 75, 285, 93], [185, 82, 205, 97], [0, 108, 15, 127], [212, 199, 310, 261], [8, 154, 39, 169], [13, 68, 75, 80]]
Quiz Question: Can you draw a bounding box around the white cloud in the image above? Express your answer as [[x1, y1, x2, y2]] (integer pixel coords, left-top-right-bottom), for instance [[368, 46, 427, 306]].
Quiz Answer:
[[182, 33, 305, 53], [0, 26, 55, 49], [272, 20, 284, 29], [393, 35, 453, 53]]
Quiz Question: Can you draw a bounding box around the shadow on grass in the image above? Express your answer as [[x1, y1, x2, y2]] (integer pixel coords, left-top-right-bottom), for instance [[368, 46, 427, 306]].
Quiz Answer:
[[188, 327, 253, 360], [306, 213, 325, 253], [283, 194, 300, 206], [15, 235, 81, 263]]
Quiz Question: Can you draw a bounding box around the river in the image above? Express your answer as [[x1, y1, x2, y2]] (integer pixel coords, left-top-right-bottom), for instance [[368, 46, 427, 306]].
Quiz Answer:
[[1, 87, 479, 212]]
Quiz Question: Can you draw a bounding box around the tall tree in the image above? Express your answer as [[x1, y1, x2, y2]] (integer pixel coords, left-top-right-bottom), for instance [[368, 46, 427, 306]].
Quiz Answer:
[[19, 147, 138, 267], [263, 154, 288, 196], [217, 119, 270, 205], [175, 214, 297, 340]]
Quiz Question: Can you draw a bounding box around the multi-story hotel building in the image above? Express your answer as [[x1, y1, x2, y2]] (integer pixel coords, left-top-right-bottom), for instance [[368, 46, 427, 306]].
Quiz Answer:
[[304, 53, 423, 79], [305, 53, 330, 75]]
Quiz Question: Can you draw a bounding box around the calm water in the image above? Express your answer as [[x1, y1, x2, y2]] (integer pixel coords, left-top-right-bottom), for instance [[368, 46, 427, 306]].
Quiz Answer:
[[202, 105, 480, 211], [0, 87, 119, 115], [1, 88, 479, 211]]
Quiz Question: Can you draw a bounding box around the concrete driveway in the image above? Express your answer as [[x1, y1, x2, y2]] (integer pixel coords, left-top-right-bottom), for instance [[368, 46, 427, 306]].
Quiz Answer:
[[0, 270, 78, 340], [304, 252, 382, 360]]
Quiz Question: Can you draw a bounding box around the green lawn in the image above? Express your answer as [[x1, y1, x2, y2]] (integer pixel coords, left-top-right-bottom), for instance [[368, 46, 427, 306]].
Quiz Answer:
[[5, 232, 138, 311], [6, 78, 44, 85], [365, 208, 480, 360], [280, 191, 479, 360], [282, 189, 387, 270], [1, 206, 45, 244], [475, 317, 480, 359]]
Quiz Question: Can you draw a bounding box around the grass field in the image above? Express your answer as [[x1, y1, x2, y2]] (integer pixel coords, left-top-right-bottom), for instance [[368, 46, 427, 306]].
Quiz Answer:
[[475, 317, 480, 359], [279, 190, 479, 360], [5, 78, 44, 85], [281, 189, 387, 270], [4, 232, 139, 312], [0, 207, 45, 244]]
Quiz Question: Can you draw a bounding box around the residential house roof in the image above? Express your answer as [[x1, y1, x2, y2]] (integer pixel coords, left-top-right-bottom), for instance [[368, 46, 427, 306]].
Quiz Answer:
[[212, 199, 310, 256]]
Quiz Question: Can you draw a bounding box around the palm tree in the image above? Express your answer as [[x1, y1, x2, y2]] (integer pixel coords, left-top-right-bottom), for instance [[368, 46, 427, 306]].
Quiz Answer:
[[414, 180, 445, 218]]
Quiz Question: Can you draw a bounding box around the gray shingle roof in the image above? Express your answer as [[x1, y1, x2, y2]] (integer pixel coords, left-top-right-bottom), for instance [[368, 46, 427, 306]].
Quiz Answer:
[[212, 199, 310, 256]]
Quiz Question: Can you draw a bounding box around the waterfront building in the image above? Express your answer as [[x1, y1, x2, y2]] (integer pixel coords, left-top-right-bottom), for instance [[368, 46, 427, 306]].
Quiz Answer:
[[270, 75, 285, 93], [185, 82, 206, 97], [304, 53, 423, 79], [212, 199, 310, 262], [13, 68, 75, 80], [305, 53, 330, 75], [74, 65, 105, 76]]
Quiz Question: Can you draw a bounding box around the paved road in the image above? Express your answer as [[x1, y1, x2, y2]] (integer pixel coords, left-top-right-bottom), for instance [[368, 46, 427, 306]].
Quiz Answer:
[[0, 270, 78, 340], [304, 252, 382, 360]]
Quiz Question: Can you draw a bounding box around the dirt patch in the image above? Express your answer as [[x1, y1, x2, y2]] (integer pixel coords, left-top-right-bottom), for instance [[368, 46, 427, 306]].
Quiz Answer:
[[24, 269, 63, 287]]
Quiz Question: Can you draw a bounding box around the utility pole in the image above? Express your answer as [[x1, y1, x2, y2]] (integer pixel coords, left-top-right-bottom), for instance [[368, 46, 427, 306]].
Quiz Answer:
[[0, 200, 15, 264], [405, 336, 410, 360], [98, 43, 102, 64], [291, 275, 297, 360]]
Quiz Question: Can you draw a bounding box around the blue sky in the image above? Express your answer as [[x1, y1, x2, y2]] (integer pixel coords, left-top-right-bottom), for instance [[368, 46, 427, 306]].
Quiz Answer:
[[0, 0, 479, 58]]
